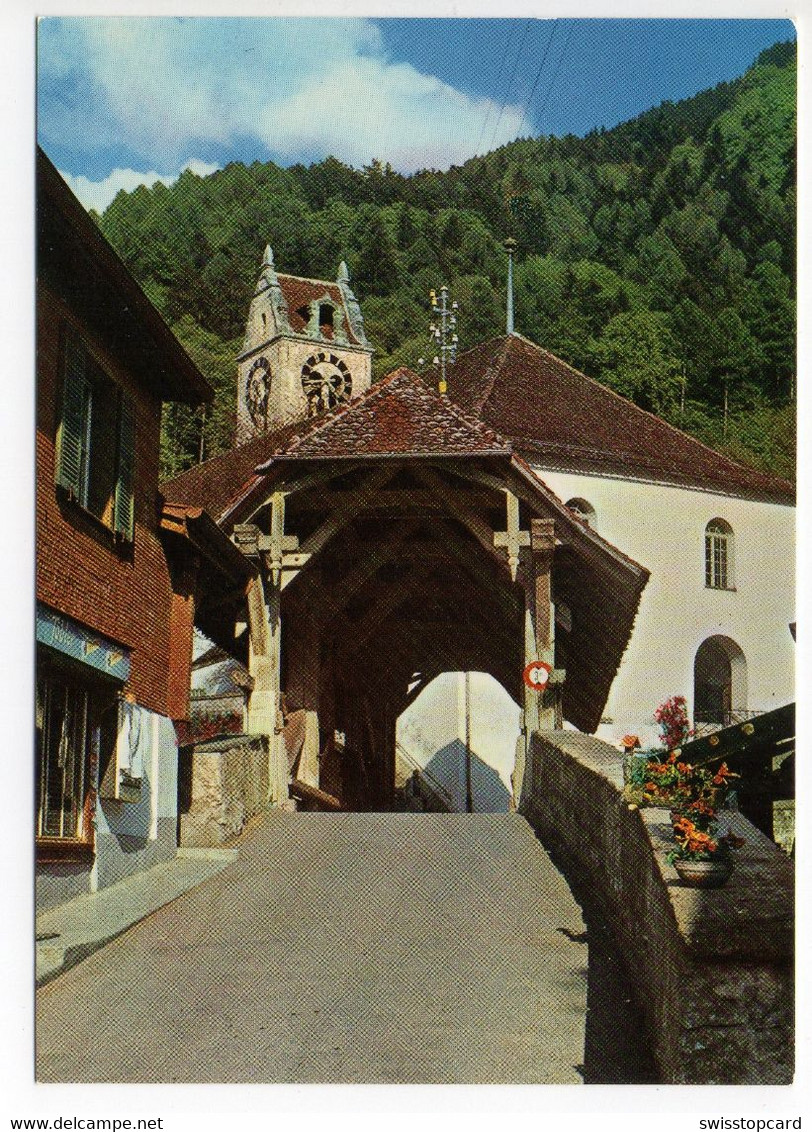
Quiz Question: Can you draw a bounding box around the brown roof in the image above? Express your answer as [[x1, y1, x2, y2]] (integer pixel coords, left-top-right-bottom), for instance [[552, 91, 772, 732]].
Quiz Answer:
[[161, 417, 314, 522], [278, 274, 363, 346], [447, 334, 794, 505], [37, 148, 212, 406], [162, 367, 512, 521]]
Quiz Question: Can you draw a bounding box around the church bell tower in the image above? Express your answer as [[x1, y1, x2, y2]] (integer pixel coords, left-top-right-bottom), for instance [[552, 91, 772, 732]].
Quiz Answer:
[[235, 247, 373, 444]]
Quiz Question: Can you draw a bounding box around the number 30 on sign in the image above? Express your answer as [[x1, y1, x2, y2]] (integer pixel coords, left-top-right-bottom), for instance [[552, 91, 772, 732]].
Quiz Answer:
[[523, 661, 552, 689]]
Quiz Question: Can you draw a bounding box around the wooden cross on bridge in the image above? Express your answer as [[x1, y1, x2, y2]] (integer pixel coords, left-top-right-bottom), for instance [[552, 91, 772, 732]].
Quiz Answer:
[[493, 492, 530, 581]]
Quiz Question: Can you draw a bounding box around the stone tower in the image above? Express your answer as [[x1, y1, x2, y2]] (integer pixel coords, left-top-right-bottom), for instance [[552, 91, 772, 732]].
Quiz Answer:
[[235, 247, 373, 444]]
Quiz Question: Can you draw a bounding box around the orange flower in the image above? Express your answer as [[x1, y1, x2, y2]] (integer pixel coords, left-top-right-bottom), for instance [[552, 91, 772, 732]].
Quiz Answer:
[[712, 762, 738, 786]]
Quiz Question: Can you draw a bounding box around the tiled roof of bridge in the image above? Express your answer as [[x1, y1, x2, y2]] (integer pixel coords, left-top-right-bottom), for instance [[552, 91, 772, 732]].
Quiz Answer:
[[447, 334, 794, 505], [256, 367, 511, 465], [161, 367, 511, 521]]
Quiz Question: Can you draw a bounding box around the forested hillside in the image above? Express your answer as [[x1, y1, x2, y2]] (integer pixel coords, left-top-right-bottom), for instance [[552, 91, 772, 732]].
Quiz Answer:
[[95, 40, 796, 481]]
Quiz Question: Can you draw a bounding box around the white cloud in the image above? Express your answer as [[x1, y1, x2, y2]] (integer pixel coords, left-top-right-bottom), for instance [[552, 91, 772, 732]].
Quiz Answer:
[[59, 159, 220, 213], [264, 55, 528, 171], [38, 18, 532, 176]]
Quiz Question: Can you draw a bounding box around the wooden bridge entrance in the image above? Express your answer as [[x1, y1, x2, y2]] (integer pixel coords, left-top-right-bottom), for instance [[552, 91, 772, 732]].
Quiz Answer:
[[165, 369, 648, 813]]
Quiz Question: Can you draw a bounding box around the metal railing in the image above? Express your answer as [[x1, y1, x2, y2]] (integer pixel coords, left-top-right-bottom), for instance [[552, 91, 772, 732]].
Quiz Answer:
[[693, 709, 760, 737]]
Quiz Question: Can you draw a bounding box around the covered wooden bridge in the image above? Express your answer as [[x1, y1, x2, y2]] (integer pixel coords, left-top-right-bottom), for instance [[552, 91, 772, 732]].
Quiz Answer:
[[163, 368, 649, 811]]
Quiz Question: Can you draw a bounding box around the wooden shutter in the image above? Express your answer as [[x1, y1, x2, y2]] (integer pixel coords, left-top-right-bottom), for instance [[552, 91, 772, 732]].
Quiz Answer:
[[55, 332, 89, 498], [86, 369, 119, 524], [113, 394, 136, 541]]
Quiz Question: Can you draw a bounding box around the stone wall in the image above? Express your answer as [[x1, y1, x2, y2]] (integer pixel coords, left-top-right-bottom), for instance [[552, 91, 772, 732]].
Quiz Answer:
[[519, 730, 793, 1085], [179, 735, 270, 847]]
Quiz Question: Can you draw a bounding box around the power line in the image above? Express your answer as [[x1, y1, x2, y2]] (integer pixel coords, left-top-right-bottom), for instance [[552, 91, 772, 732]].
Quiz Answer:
[[475, 21, 518, 158], [520, 21, 559, 136], [535, 20, 575, 133]]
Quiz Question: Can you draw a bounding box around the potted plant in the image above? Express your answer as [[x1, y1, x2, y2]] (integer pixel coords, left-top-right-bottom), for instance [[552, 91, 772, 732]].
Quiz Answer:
[[668, 814, 744, 888], [662, 760, 743, 887]]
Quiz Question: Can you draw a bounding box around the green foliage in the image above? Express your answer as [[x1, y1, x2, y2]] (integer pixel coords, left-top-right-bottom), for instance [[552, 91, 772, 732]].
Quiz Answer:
[[590, 310, 682, 415], [95, 43, 796, 482]]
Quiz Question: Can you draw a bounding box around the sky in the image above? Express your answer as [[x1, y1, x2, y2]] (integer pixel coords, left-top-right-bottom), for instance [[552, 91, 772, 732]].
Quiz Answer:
[[36, 17, 795, 213]]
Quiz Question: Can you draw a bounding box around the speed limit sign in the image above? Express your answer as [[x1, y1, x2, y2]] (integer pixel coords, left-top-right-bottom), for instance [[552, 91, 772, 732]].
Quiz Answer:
[[523, 661, 552, 690]]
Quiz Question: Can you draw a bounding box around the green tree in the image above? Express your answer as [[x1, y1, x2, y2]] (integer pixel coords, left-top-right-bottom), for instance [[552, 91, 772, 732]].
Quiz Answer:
[[590, 310, 682, 414]]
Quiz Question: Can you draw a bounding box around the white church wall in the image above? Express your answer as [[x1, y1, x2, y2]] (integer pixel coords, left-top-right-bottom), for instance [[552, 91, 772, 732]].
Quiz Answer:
[[397, 672, 520, 812], [535, 467, 795, 748]]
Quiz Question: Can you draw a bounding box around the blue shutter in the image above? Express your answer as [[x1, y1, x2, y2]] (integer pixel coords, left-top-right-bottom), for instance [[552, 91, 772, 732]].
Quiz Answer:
[[113, 395, 136, 541], [55, 332, 89, 498]]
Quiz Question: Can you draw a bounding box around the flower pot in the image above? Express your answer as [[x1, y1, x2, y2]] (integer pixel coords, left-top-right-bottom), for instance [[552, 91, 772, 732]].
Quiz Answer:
[[674, 856, 732, 888]]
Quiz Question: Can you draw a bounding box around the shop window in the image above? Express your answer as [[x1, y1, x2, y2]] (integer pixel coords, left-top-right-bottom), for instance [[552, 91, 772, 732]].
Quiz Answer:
[[705, 519, 734, 590], [36, 666, 117, 843], [55, 330, 136, 541]]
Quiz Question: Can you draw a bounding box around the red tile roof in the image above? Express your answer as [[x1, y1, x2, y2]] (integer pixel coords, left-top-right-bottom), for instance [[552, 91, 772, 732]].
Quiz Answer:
[[278, 274, 363, 345], [257, 367, 511, 466], [162, 368, 511, 522], [447, 335, 794, 505]]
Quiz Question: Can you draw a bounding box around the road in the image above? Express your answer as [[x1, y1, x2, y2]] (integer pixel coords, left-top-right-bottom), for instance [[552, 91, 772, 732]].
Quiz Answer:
[[36, 811, 587, 1083]]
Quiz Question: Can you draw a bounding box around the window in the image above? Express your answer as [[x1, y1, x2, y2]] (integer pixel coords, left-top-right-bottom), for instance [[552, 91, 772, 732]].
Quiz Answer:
[[319, 303, 334, 333], [565, 498, 597, 532], [55, 330, 136, 540], [36, 665, 117, 842], [705, 519, 734, 590]]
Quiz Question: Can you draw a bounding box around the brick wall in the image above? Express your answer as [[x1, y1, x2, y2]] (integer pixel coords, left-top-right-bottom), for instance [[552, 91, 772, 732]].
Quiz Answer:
[[37, 288, 192, 720]]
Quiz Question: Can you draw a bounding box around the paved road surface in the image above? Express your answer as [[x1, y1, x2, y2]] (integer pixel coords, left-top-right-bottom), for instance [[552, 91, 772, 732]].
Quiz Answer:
[[37, 812, 587, 1083]]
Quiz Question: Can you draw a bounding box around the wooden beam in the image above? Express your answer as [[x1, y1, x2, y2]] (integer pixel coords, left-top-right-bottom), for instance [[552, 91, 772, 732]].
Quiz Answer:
[[447, 461, 547, 515], [277, 463, 366, 499], [278, 466, 398, 591], [416, 465, 506, 568], [345, 558, 438, 653], [440, 532, 521, 622], [289, 778, 346, 811], [245, 574, 270, 657], [301, 487, 494, 512]]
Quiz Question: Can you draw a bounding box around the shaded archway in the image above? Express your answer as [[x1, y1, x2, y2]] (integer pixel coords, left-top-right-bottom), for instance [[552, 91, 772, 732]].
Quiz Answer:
[[278, 497, 526, 811], [694, 634, 747, 727]]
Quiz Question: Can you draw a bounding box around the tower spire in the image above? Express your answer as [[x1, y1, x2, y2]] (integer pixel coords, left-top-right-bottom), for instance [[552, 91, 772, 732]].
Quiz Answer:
[[504, 237, 516, 335]]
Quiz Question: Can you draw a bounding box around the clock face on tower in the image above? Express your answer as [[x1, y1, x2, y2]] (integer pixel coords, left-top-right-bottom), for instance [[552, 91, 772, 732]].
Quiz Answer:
[[301, 353, 352, 416], [246, 356, 271, 429]]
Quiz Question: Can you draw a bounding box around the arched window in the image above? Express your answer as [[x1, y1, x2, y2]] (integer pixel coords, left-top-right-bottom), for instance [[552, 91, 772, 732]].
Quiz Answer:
[[705, 519, 734, 590], [565, 498, 597, 532], [694, 635, 747, 729]]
